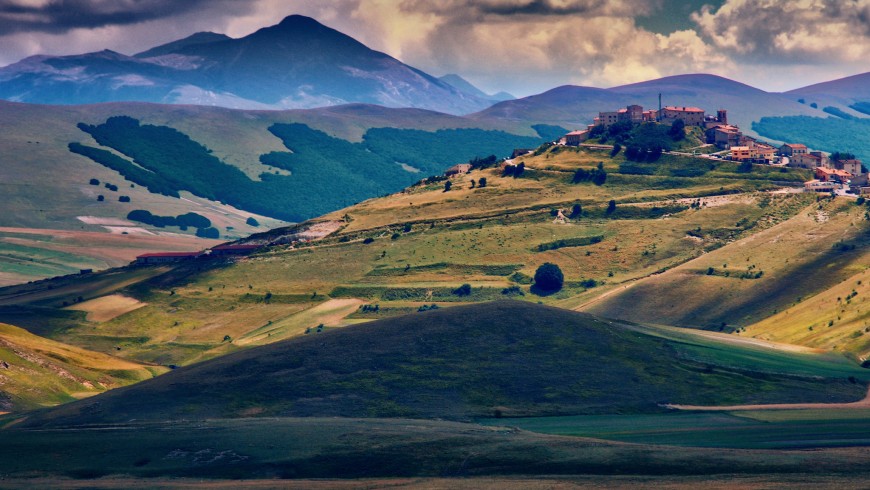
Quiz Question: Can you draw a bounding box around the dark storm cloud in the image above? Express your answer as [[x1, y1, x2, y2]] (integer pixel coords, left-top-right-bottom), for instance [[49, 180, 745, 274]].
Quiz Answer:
[[399, 0, 659, 21], [476, 0, 601, 16], [0, 0, 253, 35]]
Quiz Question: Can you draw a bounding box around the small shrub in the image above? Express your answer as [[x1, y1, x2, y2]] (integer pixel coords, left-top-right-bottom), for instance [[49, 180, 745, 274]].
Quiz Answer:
[[570, 203, 582, 218], [534, 263, 564, 292], [246, 217, 260, 226], [363, 237, 374, 244], [89, 178, 100, 185], [196, 227, 220, 239], [118, 195, 130, 202], [453, 283, 472, 296]]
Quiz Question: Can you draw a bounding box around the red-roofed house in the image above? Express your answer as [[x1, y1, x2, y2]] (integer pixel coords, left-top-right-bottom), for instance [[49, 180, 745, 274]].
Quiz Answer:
[[658, 106, 706, 126], [815, 167, 852, 183], [564, 130, 589, 146], [445, 163, 472, 177], [792, 151, 827, 169], [705, 124, 742, 149], [135, 252, 201, 265], [834, 159, 864, 176], [779, 143, 807, 157]]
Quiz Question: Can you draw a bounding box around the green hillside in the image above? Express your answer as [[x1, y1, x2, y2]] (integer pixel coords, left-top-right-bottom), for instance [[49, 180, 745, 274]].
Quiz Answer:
[[4, 416, 870, 482], [754, 115, 870, 163], [0, 100, 547, 284], [584, 198, 870, 338], [73, 116, 548, 221], [0, 322, 164, 412], [0, 141, 820, 371], [12, 302, 865, 428]]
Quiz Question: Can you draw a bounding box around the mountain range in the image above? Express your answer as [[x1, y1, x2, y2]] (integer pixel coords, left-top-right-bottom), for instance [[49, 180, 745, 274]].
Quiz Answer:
[[472, 74, 832, 135], [0, 15, 494, 115], [1, 14, 868, 124]]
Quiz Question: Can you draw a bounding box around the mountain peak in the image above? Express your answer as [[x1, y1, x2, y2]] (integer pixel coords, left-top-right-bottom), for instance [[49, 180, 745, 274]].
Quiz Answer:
[[277, 14, 323, 28], [136, 31, 231, 58]]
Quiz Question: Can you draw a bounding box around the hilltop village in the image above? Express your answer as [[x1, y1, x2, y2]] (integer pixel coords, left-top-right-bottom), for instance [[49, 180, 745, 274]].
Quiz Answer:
[[562, 103, 867, 194]]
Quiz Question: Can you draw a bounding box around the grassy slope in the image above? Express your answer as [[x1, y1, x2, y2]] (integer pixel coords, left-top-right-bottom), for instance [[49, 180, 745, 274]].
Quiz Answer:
[[0, 227, 221, 287], [9, 302, 867, 428], [6, 417, 870, 482], [0, 100, 533, 284], [481, 409, 870, 449], [745, 251, 870, 358], [0, 101, 286, 283], [0, 144, 818, 369], [0, 322, 165, 411], [584, 198, 870, 355], [4, 418, 870, 481]]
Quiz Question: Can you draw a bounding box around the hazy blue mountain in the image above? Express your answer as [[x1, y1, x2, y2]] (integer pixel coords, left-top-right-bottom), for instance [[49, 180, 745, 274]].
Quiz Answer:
[[134, 32, 232, 59], [0, 15, 494, 114], [473, 74, 823, 135], [787, 72, 870, 117], [439, 74, 514, 101]]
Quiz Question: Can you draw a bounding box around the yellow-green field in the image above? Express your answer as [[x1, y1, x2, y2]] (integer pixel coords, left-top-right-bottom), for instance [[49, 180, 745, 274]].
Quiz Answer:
[[586, 196, 870, 358], [0, 145, 825, 370], [0, 322, 165, 411]]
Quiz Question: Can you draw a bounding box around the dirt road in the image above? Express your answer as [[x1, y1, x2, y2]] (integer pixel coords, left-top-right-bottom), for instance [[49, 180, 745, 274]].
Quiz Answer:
[[667, 385, 870, 411]]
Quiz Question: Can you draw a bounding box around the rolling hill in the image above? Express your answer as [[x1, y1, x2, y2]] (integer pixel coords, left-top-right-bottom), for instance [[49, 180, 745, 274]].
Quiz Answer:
[[0, 322, 164, 412], [473, 74, 825, 137], [0, 15, 493, 115], [0, 98, 551, 284], [0, 139, 818, 369], [11, 301, 865, 429], [584, 197, 870, 330], [787, 71, 870, 117]]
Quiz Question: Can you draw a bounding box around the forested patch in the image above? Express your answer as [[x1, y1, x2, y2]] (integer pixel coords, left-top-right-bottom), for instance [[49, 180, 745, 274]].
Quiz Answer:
[[753, 116, 870, 163], [71, 116, 545, 221]]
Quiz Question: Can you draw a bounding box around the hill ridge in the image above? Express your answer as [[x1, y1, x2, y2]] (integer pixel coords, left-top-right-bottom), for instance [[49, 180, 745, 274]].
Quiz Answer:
[[13, 301, 864, 428]]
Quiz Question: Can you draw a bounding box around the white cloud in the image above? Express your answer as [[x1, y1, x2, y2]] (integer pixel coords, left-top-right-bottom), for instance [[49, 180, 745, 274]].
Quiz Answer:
[[693, 0, 870, 62], [0, 0, 864, 96]]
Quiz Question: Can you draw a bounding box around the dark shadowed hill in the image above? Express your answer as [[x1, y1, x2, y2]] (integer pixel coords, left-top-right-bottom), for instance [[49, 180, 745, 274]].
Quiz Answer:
[[473, 74, 823, 134], [0, 15, 492, 115], [14, 301, 863, 428]]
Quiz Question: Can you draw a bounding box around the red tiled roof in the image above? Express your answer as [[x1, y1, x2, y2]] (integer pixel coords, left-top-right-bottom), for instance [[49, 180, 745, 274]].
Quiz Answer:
[[664, 106, 704, 113], [566, 130, 588, 136], [783, 143, 807, 149], [817, 167, 851, 177]]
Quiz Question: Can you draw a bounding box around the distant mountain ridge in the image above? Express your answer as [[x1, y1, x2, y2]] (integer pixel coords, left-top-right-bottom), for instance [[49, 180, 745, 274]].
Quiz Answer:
[[784, 71, 870, 117], [438, 74, 514, 101], [0, 15, 494, 115], [472, 74, 826, 136]]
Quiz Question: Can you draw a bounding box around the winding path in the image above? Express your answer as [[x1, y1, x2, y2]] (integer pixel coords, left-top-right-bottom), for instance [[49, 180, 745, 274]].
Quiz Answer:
[[666, 385, 870, 411]]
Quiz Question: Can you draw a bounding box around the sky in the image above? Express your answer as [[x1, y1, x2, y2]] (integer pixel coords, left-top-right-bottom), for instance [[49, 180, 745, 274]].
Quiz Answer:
[[0, 0, 868, 97]]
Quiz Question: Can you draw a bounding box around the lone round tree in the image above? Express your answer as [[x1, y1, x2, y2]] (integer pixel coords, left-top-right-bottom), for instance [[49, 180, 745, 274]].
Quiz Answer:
[[534, 263, 564, 292]]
